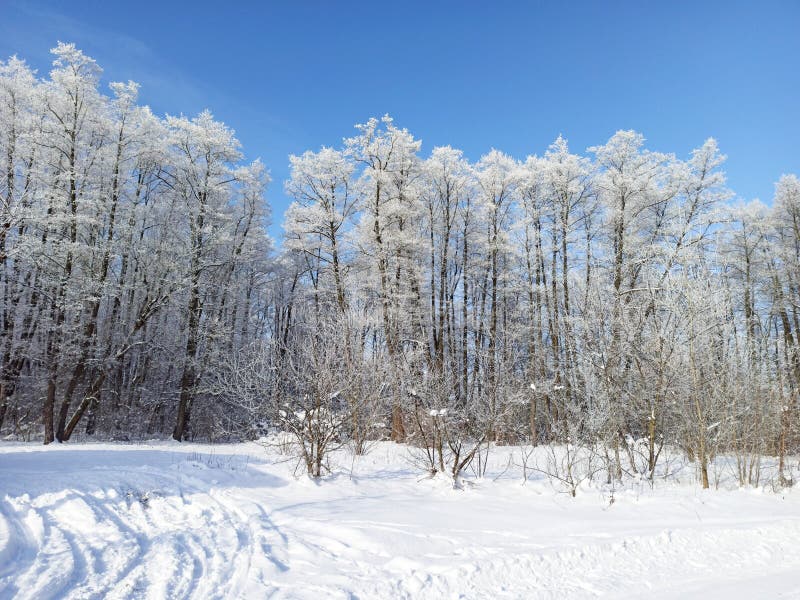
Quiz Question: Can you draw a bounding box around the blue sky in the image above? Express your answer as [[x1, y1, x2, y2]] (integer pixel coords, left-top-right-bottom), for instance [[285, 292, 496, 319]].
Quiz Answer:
[[1, 0, 798, 240]]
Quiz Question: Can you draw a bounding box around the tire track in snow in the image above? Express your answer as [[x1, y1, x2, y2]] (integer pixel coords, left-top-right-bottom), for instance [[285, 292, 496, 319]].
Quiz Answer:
[[4, 494, 81, 600], [0, 460, 289, 600], [106, 472, 251, 600], [0, 497, 39, 599]]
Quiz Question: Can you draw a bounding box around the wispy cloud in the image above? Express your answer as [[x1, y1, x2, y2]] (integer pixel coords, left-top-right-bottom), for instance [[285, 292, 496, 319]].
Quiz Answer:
[[0, 0, 211, 116]]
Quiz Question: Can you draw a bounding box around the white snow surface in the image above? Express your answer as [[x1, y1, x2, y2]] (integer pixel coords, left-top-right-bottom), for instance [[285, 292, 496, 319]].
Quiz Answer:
[[1, 440, 800, 599]]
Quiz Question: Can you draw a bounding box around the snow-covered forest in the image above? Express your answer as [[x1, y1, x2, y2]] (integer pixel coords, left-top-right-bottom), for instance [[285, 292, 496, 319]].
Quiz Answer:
[[2, 44, 800, 492]]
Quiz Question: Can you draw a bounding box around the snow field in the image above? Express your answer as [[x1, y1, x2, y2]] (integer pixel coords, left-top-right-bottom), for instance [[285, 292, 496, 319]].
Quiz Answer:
[[1, 441, 800, 599]]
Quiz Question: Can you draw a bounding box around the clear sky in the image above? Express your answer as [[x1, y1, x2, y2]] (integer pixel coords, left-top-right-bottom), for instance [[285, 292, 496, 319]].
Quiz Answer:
[[1, 0, 798, 240]]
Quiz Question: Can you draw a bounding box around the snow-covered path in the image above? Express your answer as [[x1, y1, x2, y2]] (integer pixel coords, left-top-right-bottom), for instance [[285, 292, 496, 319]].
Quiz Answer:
[[1, 442, 799, 599]]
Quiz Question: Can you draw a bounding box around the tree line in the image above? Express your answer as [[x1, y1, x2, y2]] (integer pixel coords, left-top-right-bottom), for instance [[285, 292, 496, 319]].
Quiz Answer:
[[274, 117, 800, 486], [2, 46, 799, 487], [0, 44, 271, 442]]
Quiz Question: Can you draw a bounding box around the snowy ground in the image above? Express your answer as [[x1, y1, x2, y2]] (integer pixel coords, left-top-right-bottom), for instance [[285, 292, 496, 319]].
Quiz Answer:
[[1, 440, 800, 599]]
